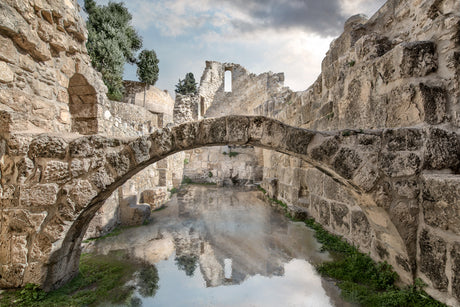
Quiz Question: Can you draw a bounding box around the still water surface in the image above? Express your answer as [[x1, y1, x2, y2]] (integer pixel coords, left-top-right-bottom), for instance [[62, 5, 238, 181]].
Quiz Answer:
[[85, 185, 350, 307]]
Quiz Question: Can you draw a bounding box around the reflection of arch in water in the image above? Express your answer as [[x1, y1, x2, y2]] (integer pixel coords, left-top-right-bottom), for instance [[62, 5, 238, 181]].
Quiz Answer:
[[68, 73, 98, 134]]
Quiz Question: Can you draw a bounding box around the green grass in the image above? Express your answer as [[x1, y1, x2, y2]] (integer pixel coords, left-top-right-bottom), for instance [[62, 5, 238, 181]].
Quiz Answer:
[[0, 253, 142, 306], [304, 218, 447, 307], [228, 151, 239, 157], [256, 184, 445, 307], [82, 227, 123, 243]]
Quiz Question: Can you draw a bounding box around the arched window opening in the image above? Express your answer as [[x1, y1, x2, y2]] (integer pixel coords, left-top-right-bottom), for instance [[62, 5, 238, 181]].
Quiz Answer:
[[224, 70, 232, 92], [68, 73, 98, 135]]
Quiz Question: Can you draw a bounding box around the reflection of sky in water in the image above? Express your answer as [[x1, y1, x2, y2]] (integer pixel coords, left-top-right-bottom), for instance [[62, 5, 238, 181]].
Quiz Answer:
[[139, 256, 332, 307], [88, 186, 347, 306]]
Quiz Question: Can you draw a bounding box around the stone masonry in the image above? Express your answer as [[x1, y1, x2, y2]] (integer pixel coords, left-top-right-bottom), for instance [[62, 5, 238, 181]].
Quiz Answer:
[[1, 116, 457, 293], [0, 0, 459, 306]]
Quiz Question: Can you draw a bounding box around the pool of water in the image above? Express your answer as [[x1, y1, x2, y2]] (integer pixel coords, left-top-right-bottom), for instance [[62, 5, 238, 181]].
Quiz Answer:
[[84, 185, 351, 307]]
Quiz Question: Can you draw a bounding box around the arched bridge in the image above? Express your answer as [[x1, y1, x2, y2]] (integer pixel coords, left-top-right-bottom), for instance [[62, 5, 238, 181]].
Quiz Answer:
[[0, 115, 458, 290]]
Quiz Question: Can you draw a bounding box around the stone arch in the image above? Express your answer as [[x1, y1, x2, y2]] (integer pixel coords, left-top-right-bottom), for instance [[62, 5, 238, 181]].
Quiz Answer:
[[2, 116, 441, 290], [68, 73, 98, 135]]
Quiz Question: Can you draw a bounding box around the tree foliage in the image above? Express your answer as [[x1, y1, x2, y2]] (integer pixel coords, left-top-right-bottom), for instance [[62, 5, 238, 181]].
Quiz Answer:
[[84, 0, 144, 100], [175, 72, 198, 95], [137, 49, 159, 86]]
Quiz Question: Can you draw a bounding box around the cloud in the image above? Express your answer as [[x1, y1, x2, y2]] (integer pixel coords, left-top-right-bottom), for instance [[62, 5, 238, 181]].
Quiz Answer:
[[83, 0, 387, 95], [221, 0, 346, 37]]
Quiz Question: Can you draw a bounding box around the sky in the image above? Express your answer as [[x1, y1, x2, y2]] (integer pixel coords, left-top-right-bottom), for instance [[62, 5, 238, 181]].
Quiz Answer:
[[77, 0, 386, 96]]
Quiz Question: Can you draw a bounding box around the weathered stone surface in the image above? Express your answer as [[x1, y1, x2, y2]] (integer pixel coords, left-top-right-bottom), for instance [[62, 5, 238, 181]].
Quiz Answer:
[[43, 161, 69, 183], [332, 148, 362, 180], [383, 128, 423, 151], [452, 243, 460, 300], [119, 195, 151, 226], [28, 135, 67, 159], [424, 128, 460, 171], [419, 229, 448, 291], [0, 61, 14, 83], [20, 184, 58, 207], [64, 180, 97, 211], [422, 174, 460, 235], [380, 152, 421, 177], [351, 211, 371, 248], [400, 41, 437, 78], [330, 202, 350, 233], [311, 137, 339, 162]]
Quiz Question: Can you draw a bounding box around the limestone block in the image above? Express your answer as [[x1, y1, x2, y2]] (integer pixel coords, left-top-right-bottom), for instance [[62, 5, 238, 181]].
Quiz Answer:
[[312, 196, 330, 226], [383, 128, 424, 151], [380, 152, 421, 177], [29, 234, 51, 262], [451, 243, 460, 300], [332, 147, 362, 180], [351, 210, 371, 248], [28, 135, 67, 159], [330, 202, 350, 234], [310, 137, 339, 163], [129, 136, 151, 163], [0, 35, 17, 63], [20, 183, 58, 207], [419, 229, 448, 290], [68, 103, 97, 119], [400, 41, 437, 78], [10, 235, 28, 264], [64, 179, 97, 211], [106, 151, 131, 177], [119, 195, 151, 227], [422, 174, 460, 235], [0, 2, 51, 62], [88, 167, 114, 190], [4, 209, 47, 233], [43, 161, 69, 183], [392, 179, 420, 198], [7, 134, 32, 156], [424, 128, 459, 170], [352, 162, 379, 192], [71, 118, 98, 135], [0, 264, 26, 288], [16, 157, 35, 184], [418, 84, 447, 125], [0, 62, 14, 83], [140, 188, 168, 209]]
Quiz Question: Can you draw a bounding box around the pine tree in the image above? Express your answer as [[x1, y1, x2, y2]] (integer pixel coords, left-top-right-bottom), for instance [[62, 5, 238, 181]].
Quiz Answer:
[[84, 0, 143, 100], [136, 49, 159, 86], [175, 72, 198, 95]]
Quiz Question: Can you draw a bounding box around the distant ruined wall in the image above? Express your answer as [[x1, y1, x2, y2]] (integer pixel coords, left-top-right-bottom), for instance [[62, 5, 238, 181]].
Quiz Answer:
[[123, 80, 175, 126], [179, 61, 285, 185], [255, 0, 460, 305]]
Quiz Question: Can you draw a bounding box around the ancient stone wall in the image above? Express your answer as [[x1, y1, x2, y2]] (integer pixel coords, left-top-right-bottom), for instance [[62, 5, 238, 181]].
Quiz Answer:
[[181, 61, 286, 185], [254, 0, 460, 305], [0, 0, 184, 239], [123, 80, 175, 126], [200, 61, 287, 118], [0, 0, 109, 135]]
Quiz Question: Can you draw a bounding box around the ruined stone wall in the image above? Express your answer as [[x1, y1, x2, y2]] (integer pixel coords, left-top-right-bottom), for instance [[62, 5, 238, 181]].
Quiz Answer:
[[256, 0, 460, 305], [0, 0, 109, 135], [123, 80, 175, 126], [0, 0, 184, 239], [200, 61, 287, 118], [180, 61, 286, 185], [183, 146, 263, 185]]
